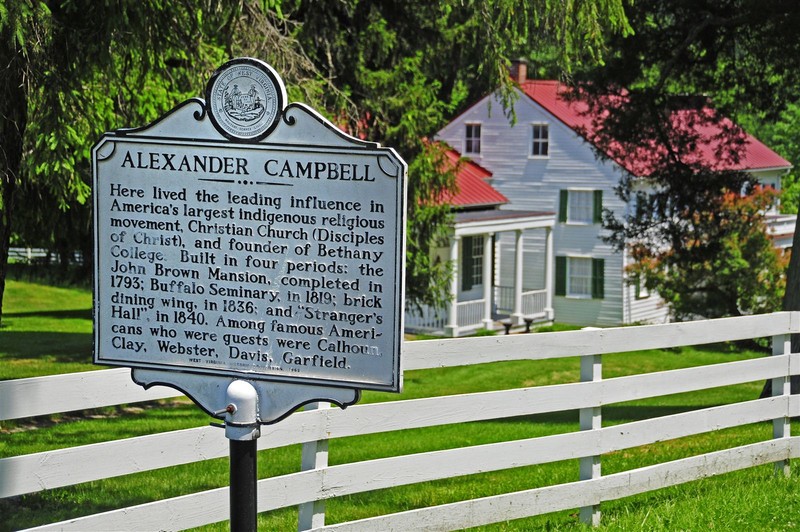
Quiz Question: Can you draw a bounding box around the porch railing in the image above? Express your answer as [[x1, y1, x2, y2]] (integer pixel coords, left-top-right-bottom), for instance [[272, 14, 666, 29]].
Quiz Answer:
[[407, 287, 549, 336], [405, 299, 486, 333], [404, 305, 447, 331], [521, 289, 547, 316], [496, 286, 548, 317], [456, 299, 485, 328]]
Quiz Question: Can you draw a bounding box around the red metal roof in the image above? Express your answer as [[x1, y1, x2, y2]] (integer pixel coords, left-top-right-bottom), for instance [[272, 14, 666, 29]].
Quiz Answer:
[[440, 149, 509, 208], [519, 81, 791, 176]]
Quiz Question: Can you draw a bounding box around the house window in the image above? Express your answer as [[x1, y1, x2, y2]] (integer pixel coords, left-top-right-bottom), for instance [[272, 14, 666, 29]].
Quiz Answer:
[[558, 189, 603, 224], [465, 124, 481, 155], [461, 235, 484, 291], [635, 276, 651, 299], [531, 123, 549, 157], [568, 257, 592, 297], [555, 256, 605, 299], [568, 190, 593, 223]]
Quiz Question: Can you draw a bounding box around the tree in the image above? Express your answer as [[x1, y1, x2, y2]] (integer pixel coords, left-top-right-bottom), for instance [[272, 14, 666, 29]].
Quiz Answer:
[[0, 0, 632, 323], [290, 0, 632, 309], [566, 0, 800, 390], [740, 102, 800, 214], [0, 1, 205, 323], [0, 1, 325, 324], [586, 91, 790, 320], [626, 187, 787, 320], [570, 1, 800, 315]]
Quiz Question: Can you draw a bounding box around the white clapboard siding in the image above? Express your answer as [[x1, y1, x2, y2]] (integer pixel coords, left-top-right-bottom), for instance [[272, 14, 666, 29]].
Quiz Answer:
[[4, 354, 796, 498], [318, 439, 800, 532], [0, 368, 181, 421]]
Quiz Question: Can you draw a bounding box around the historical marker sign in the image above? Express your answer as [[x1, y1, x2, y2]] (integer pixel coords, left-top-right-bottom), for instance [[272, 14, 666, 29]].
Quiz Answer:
[[93, 59, 406, 398]]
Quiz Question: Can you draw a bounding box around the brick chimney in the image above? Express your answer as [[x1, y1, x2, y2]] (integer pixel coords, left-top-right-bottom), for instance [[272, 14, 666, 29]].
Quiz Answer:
[[509, 59, 528, 84]]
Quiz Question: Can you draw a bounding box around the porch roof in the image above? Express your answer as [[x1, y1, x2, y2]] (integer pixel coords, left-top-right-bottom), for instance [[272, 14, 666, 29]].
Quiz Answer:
[[453, 208, 554, 236], [441, 149, 510, 208]]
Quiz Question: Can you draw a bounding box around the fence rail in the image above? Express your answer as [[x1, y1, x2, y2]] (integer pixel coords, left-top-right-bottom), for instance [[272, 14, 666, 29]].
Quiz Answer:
[[2, 312, 799, 531], [7, 247, 83, 265]]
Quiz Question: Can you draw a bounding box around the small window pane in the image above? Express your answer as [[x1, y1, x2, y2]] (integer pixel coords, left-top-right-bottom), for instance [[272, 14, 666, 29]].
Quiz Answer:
[[568, 190, 593, 223], [636, 276, 650, 299], [568, 257, 592, 297], [471, 236, 484, 286], [531, 124, 549, 156], [465, 124, 481, 154]]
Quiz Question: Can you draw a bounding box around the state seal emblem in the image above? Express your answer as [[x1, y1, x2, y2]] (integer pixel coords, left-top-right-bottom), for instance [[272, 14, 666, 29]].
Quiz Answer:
[[206, 58, 286, 141]]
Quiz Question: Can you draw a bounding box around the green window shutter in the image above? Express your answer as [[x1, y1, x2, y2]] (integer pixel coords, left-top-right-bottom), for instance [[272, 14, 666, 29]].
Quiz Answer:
[[555, 256, 567, 296], [593, 190, 603, 224], [461, 236, 474, 291], [558, 190, 568, 223], [592, 258, 605, 299]]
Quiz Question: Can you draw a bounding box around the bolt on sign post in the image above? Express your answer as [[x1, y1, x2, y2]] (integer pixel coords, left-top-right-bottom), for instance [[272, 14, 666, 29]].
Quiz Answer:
[[92, 58, 406, 531]]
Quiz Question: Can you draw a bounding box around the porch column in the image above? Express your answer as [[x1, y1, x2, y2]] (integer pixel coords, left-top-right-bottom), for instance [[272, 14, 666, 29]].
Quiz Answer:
[[511, 229, 524, 326], [544, 226, 554, 320], [481, 233, 495, 330], [445, 235, 460, 337]]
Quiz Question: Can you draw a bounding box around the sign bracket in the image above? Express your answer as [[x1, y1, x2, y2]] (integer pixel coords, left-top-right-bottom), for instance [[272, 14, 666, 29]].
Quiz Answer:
[[133, 368, 360, 424]]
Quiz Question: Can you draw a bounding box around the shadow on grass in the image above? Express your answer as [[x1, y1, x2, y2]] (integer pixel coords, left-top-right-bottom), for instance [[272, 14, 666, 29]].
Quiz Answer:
[[0, 331, 92, 363], [496, 403, 745, 427], [2, 309, 92, 320], [603, 403, 732, 423]]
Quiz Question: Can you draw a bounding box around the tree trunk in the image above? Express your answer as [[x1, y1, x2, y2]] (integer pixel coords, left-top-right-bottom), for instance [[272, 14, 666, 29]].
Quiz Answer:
[[0, 43, 27, 327], [0, 177, 14, 327], [760, 212, 800, 397]]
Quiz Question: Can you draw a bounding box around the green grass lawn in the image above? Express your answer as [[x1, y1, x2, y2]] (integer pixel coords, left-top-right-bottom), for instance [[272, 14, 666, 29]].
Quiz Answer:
[[1, 280, 799, 531], [0, 280, 95, 379]]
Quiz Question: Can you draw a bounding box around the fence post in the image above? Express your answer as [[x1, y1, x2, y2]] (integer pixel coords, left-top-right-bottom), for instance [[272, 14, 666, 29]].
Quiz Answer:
[[298, 402, 330, 530], [772, 334, 791, 477], [579, 354, 602, 526]]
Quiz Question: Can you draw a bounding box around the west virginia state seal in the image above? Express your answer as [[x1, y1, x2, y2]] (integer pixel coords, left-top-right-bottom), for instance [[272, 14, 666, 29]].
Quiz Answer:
[[206, 58, 286, 142]]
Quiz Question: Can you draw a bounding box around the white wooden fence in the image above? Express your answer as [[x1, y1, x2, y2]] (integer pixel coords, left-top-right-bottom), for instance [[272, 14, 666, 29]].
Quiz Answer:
[[2, 313, 799, 530], [7, 247, 83, 265]]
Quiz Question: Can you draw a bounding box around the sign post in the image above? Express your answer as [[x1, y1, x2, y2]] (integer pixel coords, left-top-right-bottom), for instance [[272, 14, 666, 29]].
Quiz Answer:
[[92, 58, 406, 529]]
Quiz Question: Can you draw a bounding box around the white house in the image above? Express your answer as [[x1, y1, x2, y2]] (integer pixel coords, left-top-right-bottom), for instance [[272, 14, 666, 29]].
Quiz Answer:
[[407, 65, 792, 335], [404, 149, 555, 337]]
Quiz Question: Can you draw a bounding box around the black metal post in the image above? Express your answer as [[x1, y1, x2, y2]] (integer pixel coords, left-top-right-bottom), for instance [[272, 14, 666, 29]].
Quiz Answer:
[[230, 439, 257, 532]]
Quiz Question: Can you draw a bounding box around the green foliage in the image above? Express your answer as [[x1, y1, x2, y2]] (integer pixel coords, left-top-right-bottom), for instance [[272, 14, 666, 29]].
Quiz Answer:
[[0, 0, 633, 319], [739, 101, 800, 214], [0, 1, 313, 320], [579, 0, 800, 115], [577, 1, 800, 319], [0, 0, 253, 315], [626, 188, 787, 319], [404, 143, 457, 309], [292, 0, 631, 308]]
